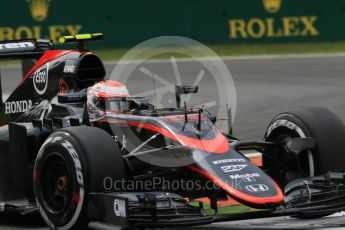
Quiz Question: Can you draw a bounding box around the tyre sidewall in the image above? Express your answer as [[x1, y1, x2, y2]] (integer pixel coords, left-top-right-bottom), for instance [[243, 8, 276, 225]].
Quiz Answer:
[[266, 107, 345, 174], [34, 132, 88, 230], [265, 113, 312, 141]]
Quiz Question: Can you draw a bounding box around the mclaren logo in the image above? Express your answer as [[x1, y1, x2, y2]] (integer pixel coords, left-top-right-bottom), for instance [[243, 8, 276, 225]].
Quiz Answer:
[[27, 0, 51, 22], [263, 0, 282, 13], [0, 42, 34, 50], [245, 184, 270, 193]]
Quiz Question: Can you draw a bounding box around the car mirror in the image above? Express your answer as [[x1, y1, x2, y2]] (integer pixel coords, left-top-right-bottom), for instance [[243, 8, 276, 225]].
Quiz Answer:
[[175, 84, 198, 108]]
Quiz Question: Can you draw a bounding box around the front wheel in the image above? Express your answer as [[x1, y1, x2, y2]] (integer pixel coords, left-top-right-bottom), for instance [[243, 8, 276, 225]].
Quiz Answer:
[[33, 126, 127, 230], [264, 107, 345, 218]]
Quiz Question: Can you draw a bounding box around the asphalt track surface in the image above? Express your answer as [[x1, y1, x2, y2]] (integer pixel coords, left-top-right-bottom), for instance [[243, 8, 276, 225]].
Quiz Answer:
[[1, 54, 345, 229]]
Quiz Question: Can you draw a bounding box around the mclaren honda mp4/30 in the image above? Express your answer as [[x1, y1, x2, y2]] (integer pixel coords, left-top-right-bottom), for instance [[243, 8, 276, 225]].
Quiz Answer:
[[0, 34, 345, 229]]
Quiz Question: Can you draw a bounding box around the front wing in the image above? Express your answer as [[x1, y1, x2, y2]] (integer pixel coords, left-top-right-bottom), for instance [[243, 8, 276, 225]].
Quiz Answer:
[[87, 172, 345, 229]]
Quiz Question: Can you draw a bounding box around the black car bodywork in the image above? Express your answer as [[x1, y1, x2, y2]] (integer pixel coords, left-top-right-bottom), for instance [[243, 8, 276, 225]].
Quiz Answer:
[[0, 35, 345, 229]]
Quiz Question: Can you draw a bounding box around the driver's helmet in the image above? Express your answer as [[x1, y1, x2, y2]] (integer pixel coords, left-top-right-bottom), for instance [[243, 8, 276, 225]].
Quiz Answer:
[[87, 80, 131, 119]]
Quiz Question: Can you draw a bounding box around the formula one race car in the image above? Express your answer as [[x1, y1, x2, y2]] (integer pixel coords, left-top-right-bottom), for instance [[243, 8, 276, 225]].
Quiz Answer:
[[1, 34, 345, 230]]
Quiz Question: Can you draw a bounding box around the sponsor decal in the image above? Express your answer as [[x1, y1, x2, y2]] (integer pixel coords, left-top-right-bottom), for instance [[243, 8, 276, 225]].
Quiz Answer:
[[27, 0, 51, 22], [213, 158, 246, 165], [63, 60, 77, 73], [60, 139, 85, 229], [61, 140, 84, 186], [265, 119, 306, 138], [229, 17, 318, 40], [245, 184, 270, 192], [0, 25, 83, 43], [221, 164, 247, 173], [0, 1, 82, 42], [0, 42, 35, 50], [228, 0, 319, 40], [33, 63, 49, 95], [5, 100, 32, 114], [263, 0, 282, 13], [229, 173, 260, 180], [114, 199, 127, 217], [242, 177, 257, 183]]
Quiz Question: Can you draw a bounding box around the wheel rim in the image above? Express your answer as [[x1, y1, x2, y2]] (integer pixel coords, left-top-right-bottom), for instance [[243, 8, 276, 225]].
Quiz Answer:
[[40, 153, 72, 214], [266, 130, 315, 186]]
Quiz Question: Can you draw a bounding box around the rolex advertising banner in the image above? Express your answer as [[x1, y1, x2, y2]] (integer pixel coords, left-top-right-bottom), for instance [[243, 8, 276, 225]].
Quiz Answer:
[[0, 0, 345, 47]]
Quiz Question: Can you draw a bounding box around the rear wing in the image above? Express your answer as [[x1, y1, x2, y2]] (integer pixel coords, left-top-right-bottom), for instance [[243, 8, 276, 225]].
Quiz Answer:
[[0, 39, 52, 59], [0, 39, 52, 105]]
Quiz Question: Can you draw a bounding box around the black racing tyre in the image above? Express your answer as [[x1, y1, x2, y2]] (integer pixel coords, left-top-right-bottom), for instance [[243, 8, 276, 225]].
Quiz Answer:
[[264, 107, 345, 218], [264, 107, 345, 186], [33, 126, 127, 230]]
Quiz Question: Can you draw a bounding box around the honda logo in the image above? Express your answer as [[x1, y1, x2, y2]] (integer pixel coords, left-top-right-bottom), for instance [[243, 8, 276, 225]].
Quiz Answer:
[[245, 184, 269, 192]]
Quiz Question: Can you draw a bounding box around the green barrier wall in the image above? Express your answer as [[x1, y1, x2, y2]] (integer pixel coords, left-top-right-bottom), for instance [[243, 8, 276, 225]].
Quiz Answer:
[[1, 0, 345, 47]]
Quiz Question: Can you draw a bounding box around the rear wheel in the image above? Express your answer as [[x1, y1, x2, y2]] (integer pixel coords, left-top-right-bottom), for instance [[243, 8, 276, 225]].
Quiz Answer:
[[33, 126, 127, 230]]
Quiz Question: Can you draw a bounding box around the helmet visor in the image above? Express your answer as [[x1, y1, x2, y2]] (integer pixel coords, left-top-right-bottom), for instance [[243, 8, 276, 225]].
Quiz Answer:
[[96, 97, 130, 113]]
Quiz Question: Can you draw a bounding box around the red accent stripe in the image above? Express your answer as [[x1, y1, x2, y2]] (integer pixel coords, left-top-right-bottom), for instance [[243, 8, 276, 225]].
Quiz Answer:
[[98, 119, 230, 154], [188, 165, 284, 205], [20, 50, 77, 84]]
